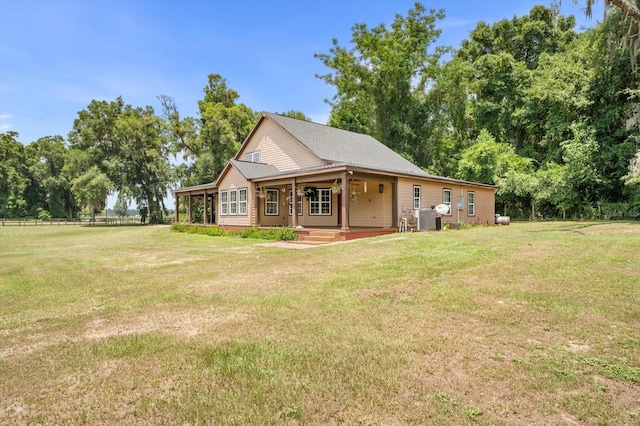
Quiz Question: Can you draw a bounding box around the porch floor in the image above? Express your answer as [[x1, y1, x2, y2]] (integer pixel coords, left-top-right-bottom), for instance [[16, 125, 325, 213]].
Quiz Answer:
[[288, 226, 397, 243]]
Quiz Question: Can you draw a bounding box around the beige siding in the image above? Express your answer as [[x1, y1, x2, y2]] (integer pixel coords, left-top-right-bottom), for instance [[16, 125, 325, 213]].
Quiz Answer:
[[463, 187, 495, 224], [239, 119, 323, 172], [348, 180, 394, 227], [217, 166, 252, 227], [398, 178, 495, 226], [296, 185, 338, 227], [259, 186, 290, 227]]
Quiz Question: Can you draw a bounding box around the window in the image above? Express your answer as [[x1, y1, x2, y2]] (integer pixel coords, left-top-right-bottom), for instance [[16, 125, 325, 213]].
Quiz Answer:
[[443, 189, 452, 215], [238, 188, 247, 215], [467, 191, 475, 216], [310, 188, 331, 215], [245, 151, 260, 163], [288, 190, 302, 216], [220, 191, 228, 215], [413, 185, 421, 210], [265, 189, 278, 215], [229, 190, 237, 214]]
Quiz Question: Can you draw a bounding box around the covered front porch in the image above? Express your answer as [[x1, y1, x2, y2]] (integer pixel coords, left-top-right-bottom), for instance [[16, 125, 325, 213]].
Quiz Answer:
[[174, 169, 399, 232], [253, 169, 398, 231]]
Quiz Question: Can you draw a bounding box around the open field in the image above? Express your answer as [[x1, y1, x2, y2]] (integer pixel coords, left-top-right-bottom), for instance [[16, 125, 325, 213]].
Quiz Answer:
[[1, 222, 639, 425]]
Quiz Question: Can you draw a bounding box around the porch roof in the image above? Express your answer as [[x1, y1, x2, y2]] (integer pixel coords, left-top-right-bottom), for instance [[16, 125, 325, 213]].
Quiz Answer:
[[172, 182, 216, 196]]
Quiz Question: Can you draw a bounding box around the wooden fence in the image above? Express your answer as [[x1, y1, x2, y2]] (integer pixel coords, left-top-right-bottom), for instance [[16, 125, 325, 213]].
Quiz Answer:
[[1, 217, 144, 226]]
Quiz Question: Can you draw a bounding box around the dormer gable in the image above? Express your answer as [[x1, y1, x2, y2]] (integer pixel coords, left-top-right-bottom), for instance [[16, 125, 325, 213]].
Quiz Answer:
[[235, 113, 325, 173]]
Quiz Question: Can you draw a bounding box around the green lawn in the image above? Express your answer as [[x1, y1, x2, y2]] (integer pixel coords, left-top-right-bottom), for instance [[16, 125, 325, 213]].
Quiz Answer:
[[1, 222, 639, 425]]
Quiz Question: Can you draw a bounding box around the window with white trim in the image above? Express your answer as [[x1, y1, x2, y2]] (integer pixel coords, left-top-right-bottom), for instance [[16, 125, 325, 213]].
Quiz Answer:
[[413, 185, 421, 210], [309, 188, 331, 215], [467, 191, 475, 216], [443, 189, 452, 215], [288, 190, 302, 216], [238, 188, 247, 215], [245, 151, 260, 163], [229, 190, 237, 214], [265, 189, 278, 215], [220, 190, 228, 215]]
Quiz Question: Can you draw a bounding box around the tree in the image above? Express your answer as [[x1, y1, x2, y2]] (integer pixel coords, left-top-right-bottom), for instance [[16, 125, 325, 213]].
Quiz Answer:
[[457, 129, 535, 184], [516, 35, 594, 162], [71, 166, 114, 221], [458, 6, 577, 69], [196, 75, 257, 183], [571, 0, 639, 75], [68, 97, 173, 223], [315, 3, 445, 166], [457, 6, 578, 150], [162, 75, 257, 187], [24, 136, 75, 218], [456, 129, 537, 217], [277, 110, 311, 121], [113, 105, 172, 223], [0, 131, 29, 218], [624, 150, 640, 186]]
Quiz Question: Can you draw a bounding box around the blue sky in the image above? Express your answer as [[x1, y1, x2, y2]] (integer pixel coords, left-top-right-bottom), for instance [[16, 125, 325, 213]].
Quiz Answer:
[[1, 0, 604, 146]]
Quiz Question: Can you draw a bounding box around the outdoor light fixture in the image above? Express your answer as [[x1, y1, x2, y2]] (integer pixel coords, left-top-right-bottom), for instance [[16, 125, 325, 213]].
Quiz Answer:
[[379, 184, 384, 193]]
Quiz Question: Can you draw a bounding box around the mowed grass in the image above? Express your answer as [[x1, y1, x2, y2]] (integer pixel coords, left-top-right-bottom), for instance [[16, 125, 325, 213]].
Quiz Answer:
[[1, 222, 638, 425]]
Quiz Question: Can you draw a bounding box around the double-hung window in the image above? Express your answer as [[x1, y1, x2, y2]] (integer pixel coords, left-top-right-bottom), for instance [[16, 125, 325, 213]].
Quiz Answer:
[[220, 191, 228, 215], [229, 190, 237, 215], [265, 189, 278, 215], [238, 188, 247, 215], [467, 191, 475, 216], [288, 190, 302, 216], [443, 189, 452, 215], [413, 185, 421, 210], [245, 151, 260, 163], [309, 188, 331, 215]]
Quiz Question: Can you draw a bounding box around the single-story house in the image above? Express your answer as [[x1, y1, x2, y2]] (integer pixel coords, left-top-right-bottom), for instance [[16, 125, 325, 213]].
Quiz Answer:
[[173, 112, 496, 241]]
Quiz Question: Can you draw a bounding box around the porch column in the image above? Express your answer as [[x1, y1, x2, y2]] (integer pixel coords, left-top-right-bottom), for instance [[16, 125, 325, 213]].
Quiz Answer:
[[341, 172, 349, 230], [212, 194, 216, 224], [291, 178, 298, 228], [203, 190, 208, 225], [175, 195, 180, 223], [255, 184, 261, 226], [392, 178, 398, 228], [188, 193, 193, 223]]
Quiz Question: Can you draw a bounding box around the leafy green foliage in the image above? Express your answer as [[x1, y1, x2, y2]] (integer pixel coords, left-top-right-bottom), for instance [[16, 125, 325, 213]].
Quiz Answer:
[[167, 74, 258, 187], [170, 224, 298, 241], [25, 135, 75, 218], [68, 97, 172, 223], [70, 166, 115, 220], [315, 3, 445, 167], [0, 131, 29, 217]]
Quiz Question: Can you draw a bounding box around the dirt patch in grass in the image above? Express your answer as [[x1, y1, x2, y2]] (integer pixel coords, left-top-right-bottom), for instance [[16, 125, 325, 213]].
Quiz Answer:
[[1, 310, 248, 361]]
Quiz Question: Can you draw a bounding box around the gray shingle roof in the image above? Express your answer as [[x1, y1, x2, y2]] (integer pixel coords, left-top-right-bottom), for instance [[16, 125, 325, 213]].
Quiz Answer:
[[264, 112, 429, 177], [229, 159, 280, 179]]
